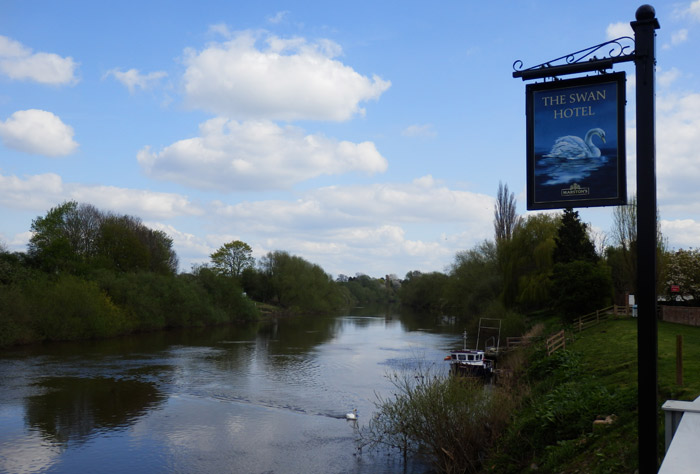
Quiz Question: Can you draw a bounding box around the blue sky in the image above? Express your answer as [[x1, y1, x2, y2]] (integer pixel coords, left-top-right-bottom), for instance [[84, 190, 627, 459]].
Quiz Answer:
[[1, 1, 700, 279]]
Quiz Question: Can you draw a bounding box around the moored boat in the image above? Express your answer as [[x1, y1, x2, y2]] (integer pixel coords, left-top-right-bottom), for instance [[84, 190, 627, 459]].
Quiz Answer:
[[445, 331, 494, 378]]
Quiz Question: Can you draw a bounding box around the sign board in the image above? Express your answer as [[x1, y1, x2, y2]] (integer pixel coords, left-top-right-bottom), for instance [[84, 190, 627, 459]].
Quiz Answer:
[[671, 285, 680, 293], [526, 73, 626, 210]]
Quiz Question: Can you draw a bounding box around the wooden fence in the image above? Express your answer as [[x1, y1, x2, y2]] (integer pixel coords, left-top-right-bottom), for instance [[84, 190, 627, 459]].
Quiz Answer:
[[574, 304, 628, 332], [546, 330, 566, 356], [505, 304, 629, 357], [506, 336, 531, 350]]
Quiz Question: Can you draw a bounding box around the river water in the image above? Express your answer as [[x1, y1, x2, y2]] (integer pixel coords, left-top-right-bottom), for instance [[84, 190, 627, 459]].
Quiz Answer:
[[0, 309, 464, 474]]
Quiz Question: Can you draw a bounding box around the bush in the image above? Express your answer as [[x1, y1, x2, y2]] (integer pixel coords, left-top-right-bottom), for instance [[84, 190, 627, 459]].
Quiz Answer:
[[31, 274, 129, 341], [361, 367, 515, 474], [491, 348, 636, 472]]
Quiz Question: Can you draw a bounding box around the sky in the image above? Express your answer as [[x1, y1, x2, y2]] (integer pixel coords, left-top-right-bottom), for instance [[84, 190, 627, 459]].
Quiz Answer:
[[2, 1, 700, 279]]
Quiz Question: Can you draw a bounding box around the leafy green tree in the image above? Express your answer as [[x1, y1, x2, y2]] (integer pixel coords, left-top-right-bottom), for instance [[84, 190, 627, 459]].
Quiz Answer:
[[499, 213, 559, 309], [210, 240, 254, 278], [341, 274, 391, 305], [95, 215, 151, 273], [254, 250, 346, 312], [446, 241, 501, 317], [399, 271, 449, 312], [28, 201, 80, 272], [28, 202, 178, 275]]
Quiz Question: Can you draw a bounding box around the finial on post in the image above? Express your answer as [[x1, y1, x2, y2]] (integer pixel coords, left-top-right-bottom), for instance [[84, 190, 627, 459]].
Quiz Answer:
[[636, 4, 656, 21], [633, 4, 660, 29]]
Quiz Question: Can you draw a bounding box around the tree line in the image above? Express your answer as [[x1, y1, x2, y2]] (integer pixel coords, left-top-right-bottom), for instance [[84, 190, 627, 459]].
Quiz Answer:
[[398, 183, 699, 338], [0, 200, 403, 347], [3, 188, 699, 347]]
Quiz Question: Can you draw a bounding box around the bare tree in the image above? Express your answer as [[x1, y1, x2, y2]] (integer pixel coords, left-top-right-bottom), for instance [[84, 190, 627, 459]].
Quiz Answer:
[[610, 194, 666, 295], [494, 182, 521, 242]]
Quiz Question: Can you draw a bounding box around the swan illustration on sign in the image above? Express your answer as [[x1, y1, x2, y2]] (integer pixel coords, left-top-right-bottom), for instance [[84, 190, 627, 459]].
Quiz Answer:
[[544, 128, 606, 159], [535, 126, 609, 186]]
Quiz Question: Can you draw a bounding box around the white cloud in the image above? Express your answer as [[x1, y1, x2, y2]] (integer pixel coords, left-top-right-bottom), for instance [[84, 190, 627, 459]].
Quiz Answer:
[[0, 431, 60, 474], [212, 176, 492, 226], [182, 31, 390, 121], [656, 92, 700, 192], [308, 176, 493, 223], [402, 124, 436, 138], [0, 172, 202, 219], [687, 0, 700, 21], [204, 177, 493, 275], [672, 29, 689, 45], [663, 29, 689, 50], [105, 68, 167, 93], [267, 11, 289, 24], [658, 67, 681, 88], [71, 186, 203, 219], [661, 219, 700, 249], [0, 35, 78, 85], [0, 109, 78, 156], [146, 222, 214, 269], [138, 118, 388, 191], [0, 172, 64, 209], [606, 22, 633, 40]]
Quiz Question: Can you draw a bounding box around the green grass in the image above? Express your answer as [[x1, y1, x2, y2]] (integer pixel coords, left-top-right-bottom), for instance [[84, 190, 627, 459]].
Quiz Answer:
[[572, 318, 700, 401], [487, 316, 700, 473]]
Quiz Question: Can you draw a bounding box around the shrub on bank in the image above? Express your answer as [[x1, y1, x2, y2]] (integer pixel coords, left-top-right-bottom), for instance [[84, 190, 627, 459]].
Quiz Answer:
[[489, 348, 638, 473], [361, 368, 515, 474], [0, 268, 261, 348]]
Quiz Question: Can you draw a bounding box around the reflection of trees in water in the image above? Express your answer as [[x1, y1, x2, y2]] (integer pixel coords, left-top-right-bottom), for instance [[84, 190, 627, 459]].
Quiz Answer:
[[24, 377, 164, 444]]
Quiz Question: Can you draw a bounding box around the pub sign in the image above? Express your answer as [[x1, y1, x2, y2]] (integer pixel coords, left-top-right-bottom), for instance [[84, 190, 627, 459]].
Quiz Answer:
[[526, 72, 626, 210]]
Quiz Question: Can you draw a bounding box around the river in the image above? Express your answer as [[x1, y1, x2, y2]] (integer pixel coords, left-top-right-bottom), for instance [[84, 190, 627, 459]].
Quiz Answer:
[[0, 308, 465, 474]]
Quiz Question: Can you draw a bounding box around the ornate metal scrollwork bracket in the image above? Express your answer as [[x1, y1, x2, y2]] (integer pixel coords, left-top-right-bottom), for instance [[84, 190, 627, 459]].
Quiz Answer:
[[513, 36, 636, 81]]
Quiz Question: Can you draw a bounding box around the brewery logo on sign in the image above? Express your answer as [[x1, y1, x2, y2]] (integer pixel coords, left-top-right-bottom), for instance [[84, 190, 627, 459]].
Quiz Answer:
[[561, 183, 589, 197]]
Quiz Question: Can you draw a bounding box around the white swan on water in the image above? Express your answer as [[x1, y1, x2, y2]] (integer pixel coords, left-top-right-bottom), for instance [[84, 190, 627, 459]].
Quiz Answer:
[[544, 128, 606, 159], [346, 409, 358, 420]]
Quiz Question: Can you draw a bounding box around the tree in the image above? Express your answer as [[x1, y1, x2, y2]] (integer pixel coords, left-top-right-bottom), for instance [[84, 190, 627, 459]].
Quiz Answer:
[[550, 209, 613, 317], [210, 240, 255, 278], [553, 208, 597, 264], [95, 215, 151, 272], [551, 260, 613, 318], [28, 201, 80, 272], [252, 250, 346, 311], [399, 271, 448, 312], [664, 249, 700, 303], [610, 196, 637, 295], [608, 194, 667, 297], [498, 213, 559, 309], [446, 241, 501, 316], [494, 182, 521, 242]]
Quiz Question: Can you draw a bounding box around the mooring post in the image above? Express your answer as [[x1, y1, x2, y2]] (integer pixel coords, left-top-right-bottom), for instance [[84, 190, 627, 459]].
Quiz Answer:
[[676, 335, 683, 387], [631, 4, 660, 472]]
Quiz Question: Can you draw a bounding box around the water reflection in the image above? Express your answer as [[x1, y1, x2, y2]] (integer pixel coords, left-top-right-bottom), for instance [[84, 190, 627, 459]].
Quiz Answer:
[[0, 310, 458, 473], [25, 377, 164, 444]]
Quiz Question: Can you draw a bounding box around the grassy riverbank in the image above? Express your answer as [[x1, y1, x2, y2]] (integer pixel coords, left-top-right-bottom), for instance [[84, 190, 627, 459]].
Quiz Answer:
[[360, 315, 700, 473], [487, 317, 700, 473]]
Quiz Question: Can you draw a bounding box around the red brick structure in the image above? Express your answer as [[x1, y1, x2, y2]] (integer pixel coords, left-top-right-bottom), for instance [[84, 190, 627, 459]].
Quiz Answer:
[[661, 306, 700, 327]]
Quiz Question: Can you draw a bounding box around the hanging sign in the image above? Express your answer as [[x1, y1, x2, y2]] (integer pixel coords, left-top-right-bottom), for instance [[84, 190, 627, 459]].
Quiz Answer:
[[526, 72, 626, 210]]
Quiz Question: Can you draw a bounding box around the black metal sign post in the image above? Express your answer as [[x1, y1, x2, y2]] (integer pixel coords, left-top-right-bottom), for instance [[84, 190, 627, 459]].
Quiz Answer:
[[631, 7, 661, 472], [514, 5, 660, 472]]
